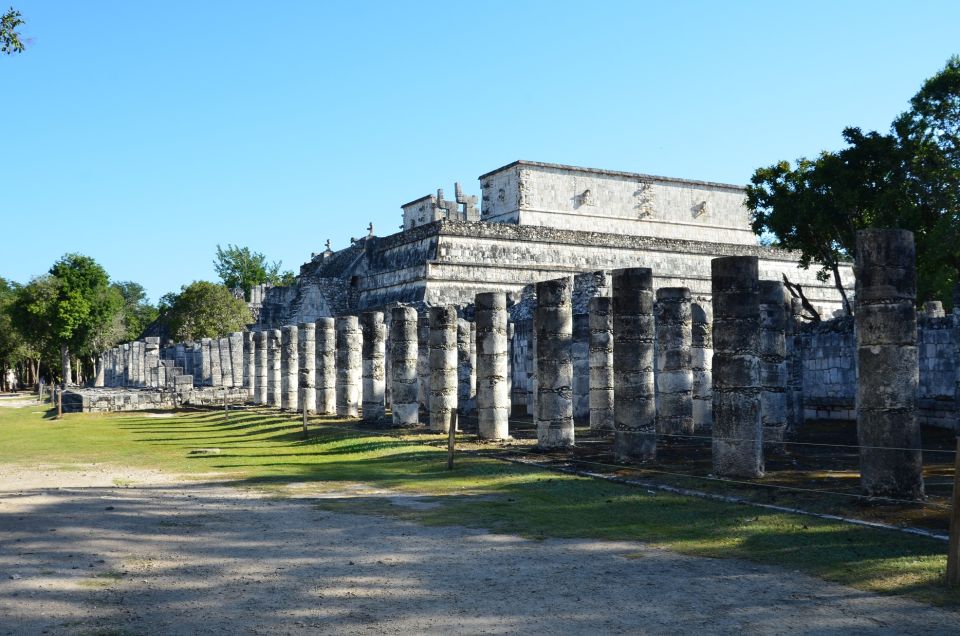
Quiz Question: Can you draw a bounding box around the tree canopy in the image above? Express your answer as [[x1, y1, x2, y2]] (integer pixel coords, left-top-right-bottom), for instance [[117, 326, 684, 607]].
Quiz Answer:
[[161, 281, 252, 341], [1, 7, 24, 54], [213, 244, 295, 301], [747, 56, 960, 314]]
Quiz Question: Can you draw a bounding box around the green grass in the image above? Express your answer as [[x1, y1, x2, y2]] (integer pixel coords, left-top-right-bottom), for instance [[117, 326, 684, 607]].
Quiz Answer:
[[1, 403, 958, 607]]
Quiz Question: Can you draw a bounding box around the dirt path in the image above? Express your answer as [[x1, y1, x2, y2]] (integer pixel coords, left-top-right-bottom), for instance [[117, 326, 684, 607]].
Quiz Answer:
[[1, 465, 957, 635]]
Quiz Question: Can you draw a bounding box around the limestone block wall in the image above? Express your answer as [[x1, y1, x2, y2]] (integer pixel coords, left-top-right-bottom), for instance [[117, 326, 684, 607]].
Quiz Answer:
[[799, 315, 958, 426], [478, 161, 757, 245], [356, 221, 852, 315]]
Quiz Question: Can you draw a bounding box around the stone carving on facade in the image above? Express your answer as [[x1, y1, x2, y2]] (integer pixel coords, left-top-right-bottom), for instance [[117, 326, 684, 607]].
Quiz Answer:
[[576, 188, 594, 207], [694, 200, 709, 218], [436, 188, 457, 221], [634, 180, 654, 218], [518, 168, 533, 208], [455, 182, 479, 220]]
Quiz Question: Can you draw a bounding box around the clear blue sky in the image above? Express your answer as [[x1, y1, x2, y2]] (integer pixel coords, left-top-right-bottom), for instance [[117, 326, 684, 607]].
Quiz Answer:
[[3, 1, 958, 303]]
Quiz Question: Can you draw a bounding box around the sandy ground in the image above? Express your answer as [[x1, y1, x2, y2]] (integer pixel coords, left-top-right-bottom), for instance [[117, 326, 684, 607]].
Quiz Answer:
[[1, 465, 959, 635]]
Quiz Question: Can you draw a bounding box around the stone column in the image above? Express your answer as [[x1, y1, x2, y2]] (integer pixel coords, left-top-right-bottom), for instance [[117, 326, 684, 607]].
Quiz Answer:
[[758, 281, 789, 446], [390, 307, 419, 426], [613, 269, 655, 461], [476, 292, 510, 440], [144, 337, 160, 388], [336, 316, 361, 418], [855, 229, 924, 499], [535, 277, 574, 448], [572, 313, 591, 422], [299, 323, 316, 413], [655, 287, 694, 436], [254, 331, 268, 404], [121, 343, 130, 386], [711, 256, 763, 478], [429, 306, 459, 433], [507, 321, 515, 401], [923, 300, 945, 318], [316, 318, 336, 414], [210, 339, 223, 387], [244, 332, 256, 399], [199, 339, 211, 387], [281, 325, 299, 411], [457, 318, 475, 415], [588, 296, 614, 431], [229, 332, 244, 388], [691, 301, 713, 433], [268, 329, 282, 408], [417, 316, 431, 414], [219, 337, 233, 388], [361, 311, 386, 421]]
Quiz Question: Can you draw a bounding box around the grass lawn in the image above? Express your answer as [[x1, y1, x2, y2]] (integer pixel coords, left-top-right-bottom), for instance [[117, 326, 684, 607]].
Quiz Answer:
[[1, 401, 958, 608]]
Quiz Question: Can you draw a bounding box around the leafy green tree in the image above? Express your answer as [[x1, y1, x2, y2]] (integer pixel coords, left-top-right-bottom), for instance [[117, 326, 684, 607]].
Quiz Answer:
[[112, 281, 159, 340], [213, 244, 295, 300], [9, 275, 60, 383], [162, 281, 252, 341], [0, 277, 30, 389], [747, 57, 960, 314], [1, 7, 24, 54]]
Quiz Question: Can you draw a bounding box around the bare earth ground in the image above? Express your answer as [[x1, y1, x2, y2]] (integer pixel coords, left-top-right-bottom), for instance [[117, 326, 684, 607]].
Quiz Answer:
[[1, 466, 959, 635]]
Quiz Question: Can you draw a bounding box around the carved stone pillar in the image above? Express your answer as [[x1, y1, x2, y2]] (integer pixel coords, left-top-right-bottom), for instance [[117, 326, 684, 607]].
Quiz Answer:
[[711, 256, 763, 478], [535, 277, 574, 449], [476, 292, 510, 440], [613, 268, 655, 461], [855, 229, 923, 499], [390, 307, 419, 426]]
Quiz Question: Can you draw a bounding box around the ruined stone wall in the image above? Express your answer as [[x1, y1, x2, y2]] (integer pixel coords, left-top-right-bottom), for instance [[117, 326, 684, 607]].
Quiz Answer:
[[357, 220, 852, 314], [799, 315, 958, 426]]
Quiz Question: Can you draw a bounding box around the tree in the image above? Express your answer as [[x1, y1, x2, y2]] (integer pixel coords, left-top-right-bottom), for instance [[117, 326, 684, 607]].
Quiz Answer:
[[213, 244, 295, 301], [9, 275, 60, 384], [1, 7, 24, 54], [112, 281, 159, 341], [162, 281, 252, 341], [747, 57, 960, 314]]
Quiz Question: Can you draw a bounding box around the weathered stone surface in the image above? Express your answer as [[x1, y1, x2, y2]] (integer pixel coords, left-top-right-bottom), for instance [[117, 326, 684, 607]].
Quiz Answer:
[[417, 316, 431, 414], [691, 302, 713, 434], [855, 229, 923, 500], [268, 329, 282, 408], [361, 311, 386, 421], [613, 268, 655, 461], [457, 319, 476, 415], [758, 281, 789, 447], [786, 298, 804, 432], [655, 287, 693, 437], [221, 337, 235, 388], [535, 277, 574, 448], [336, 316, 361, 418], [281, 326, 299, 411], [229, 332, 244, 389], [254, 331, 268, 404], [390, 307, 419, 427], [144, 337, 160, 388], [243, 332, 256, 399], [200, 339, 212, 387], [588, 296, 614, 431], [316, 318, 336, 415], [299, 323, 316, 413], [711, 256, 763, 478], [476, 292, 510, 440], [429, 306, 458, 433], [210, 338, 223, 387]]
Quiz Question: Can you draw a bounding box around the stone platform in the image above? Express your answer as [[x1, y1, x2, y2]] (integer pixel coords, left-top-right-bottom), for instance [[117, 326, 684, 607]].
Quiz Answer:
[[61, 387, 250, 413]]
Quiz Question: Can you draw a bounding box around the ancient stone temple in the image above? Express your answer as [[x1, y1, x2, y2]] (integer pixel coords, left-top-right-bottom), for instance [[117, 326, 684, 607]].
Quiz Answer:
[[252, 160, 852, 329], [86, 159, 856, 416]]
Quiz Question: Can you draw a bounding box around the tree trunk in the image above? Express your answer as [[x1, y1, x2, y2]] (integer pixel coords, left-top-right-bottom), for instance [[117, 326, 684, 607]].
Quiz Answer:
[[782, 275, 821, 322], [831, 262, 853, 316], [60, 343, 71, 388]]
